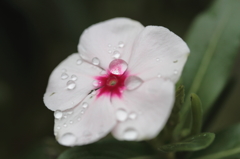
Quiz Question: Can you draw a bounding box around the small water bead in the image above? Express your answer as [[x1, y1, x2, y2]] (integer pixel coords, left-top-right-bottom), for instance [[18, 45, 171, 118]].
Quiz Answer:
[[116, 108, 128, 121], [129, 112, 137, 120], [157, 74, 162, 78], [113, 51, 121, 59], [108, 50, 112, 54], [81, 110, 85, 114], [69, 120, 74, 124], [92, 80, 101, 87], [174, 69, 178, 75], [62, 69, 67, 72], [156, 58, 160, 62], [77, 117, 81, 121], [125, 76, 143, 90], [63, 115, 67, 119], [82, 102, 89, 108], [100, 70, 107, 75], [59, 133, 77, 146], [57, 126, 61, 130], [54, 110, 63, 119], [108, 44, 112, 47], [123, 128, 138, 140], [118, 41, 125, 48], [67, 111, 73, 115], [71, 75, 78, 81], [92, 57, 100, 65], [109, 59, 128, 75], [63, 123, 67, 127], [61, 73, 69, 80], [76, 59, 83, 65], [67, 80, 76, 90]]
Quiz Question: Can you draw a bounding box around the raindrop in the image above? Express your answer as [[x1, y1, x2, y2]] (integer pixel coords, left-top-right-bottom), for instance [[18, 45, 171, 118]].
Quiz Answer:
[[174, 69, 178, 75], [82, 102, 89, 108], [63, 115, 67, 119], [116, 108, 128, 121], [108, 44, 112, 47], [81, 110, 85, 114], [76, 59, 82, 65], [113, 51, 121, 59], [67, 80, 76, 90], [61, 73, 68, 80], [92, 57, 100, 65], [71, 75, 78, 81], [156, 58, 160, 62], [129, 112, 137, 120], [108, 50, 112, 54], [63, 123, 67, 127], [77, 117, 81, 121], [54, 110, 63, 119], [100, 70, 107, 75], [69, 120, 73, 124], [123, 128, 138, 140], [92, 80, 101, 87], [59, 133, 77, 146], [68, 111, 73, 115], [57, 126, 61, 130], [157, 74, 161, 78], [118, 41, 125, 48], [109, 59, 128, 75], [62, 69, 67, 72], [125, 76, 143, 90]]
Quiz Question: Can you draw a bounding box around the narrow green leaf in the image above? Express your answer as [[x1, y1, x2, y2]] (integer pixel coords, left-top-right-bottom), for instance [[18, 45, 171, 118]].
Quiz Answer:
[[57, 140, 156, 159], [189, 124, 240, 159], [160, 133, 215, 152], [178, 0, 240, 135], [190, 93, 203, 136]]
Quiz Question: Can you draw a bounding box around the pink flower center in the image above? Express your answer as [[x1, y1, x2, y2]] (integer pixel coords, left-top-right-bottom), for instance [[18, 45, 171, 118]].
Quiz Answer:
[[94, 59, 128, 98]]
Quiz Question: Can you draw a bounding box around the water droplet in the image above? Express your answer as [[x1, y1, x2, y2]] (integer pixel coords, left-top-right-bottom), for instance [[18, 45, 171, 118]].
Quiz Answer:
[[82, 102, 89, 108], [61, 73, 68, 80], [54, 110, 63, 119], [67, 80, 76, 90], [91, 91, 96, 95], [125, 76, 143, 90], [113, 51, 121, 59], [59, 133, 77, 146], [156, 58, 160, 62], [62, 69, 67, 72], [173, 60, 178, 63], [108, 44, 112, 47], [92, 80, 101, 87], [76, 59, 82, 65], [174, 69, 178, 75], [109, 59, 128, 75], [68, 111, 73, 115], [54, 132, 57, 136], [116, 108, 128, 121], [157, 74, 161, 78], [118, 41, 124, 48], [69, 120, 73, 124], [123, 128, 138, 140], [77, 117, 81, 121], [57, 126, 61, 130], [108, 50, 112, 54], [92, 57, 100, 65], [71, 75, 78, 81], [63, 123, 67, 127], [81, 110, 85, 114], [129, 112, 137, 120], [100, 70, 107, 75], [63, 115, 67, 119]]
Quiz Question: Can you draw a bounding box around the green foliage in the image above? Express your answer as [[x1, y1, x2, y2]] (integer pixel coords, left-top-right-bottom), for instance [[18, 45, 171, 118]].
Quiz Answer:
[[57, 140, 157, 159], [177, 0, 240, 137], [189, 124, 240, 159], [160, 133, 215, 152]]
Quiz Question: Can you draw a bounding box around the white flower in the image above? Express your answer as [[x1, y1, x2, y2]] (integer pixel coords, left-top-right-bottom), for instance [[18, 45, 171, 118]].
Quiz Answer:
[[43, 18, 190, 146]]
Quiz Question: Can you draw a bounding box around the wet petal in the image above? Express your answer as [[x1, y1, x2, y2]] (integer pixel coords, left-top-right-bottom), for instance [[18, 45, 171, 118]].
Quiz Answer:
[[44, 53, 102, 111], [128, 26, 190, 83], [111, 78, 174, 141], [54, 92, 115, 146], [78, 18, 144, 69]]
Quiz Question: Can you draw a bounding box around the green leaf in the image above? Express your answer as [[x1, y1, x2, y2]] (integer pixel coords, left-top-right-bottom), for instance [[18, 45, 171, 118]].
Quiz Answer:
[[57, 140, 156, 159], [178, 0, 240, 135], [190, 93, 203, 136], [189, 124, 240, 159], [160, 132, 215, 152]]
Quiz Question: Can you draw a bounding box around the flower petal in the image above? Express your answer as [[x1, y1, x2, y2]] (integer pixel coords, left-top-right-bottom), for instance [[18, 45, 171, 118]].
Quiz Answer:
[[111, 78, 174, 141], [78, 18, 144, 69], [44, 53, 102, 111], [54, 92, 115, 146], [128, 26, 190, 83]]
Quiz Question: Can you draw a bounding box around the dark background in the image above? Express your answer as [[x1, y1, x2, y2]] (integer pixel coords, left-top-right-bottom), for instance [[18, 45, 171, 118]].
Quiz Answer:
[[1, 0, 240, 158]]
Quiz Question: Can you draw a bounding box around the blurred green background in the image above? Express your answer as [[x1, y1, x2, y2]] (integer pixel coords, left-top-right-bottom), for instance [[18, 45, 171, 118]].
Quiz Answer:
[[1, 0, 240, 158]]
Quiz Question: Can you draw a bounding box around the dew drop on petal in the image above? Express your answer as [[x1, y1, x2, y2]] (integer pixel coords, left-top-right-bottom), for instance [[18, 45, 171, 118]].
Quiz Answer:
[[57, 126, 61, 130], [118, 41, 124, 48], [116, 108, 128, 121], [108, 50, 112, 54], [100, 70, 107, 75], [109, 59, 128, 75], [157, 74, 161, 78], [82, 102, 89, 108], [174, 69, 178, 75], [92, 80, 101, 87], [67, 80, 76, 90], [63, 123, 67, 127], [129, 112, 137, 120], [71, 75, 78, 81], [54, 110, 63, 119], [77, 117, 81, 121], [61, 73, 68, 80], [156, 58, 160, 62], [108, 44, 112, 47], [76, 59, 82, 65], [113, 51, 121, 59], [92, 57, 100, 65], [125, 76, 143, 90], [59, 133, 77, 146], [123, 128, 138, 140], [69, 120, 73, 124]]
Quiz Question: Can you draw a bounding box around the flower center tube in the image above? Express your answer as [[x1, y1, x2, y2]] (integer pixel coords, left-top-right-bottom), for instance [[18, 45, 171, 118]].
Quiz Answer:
[[94, 59, 128, 98]]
